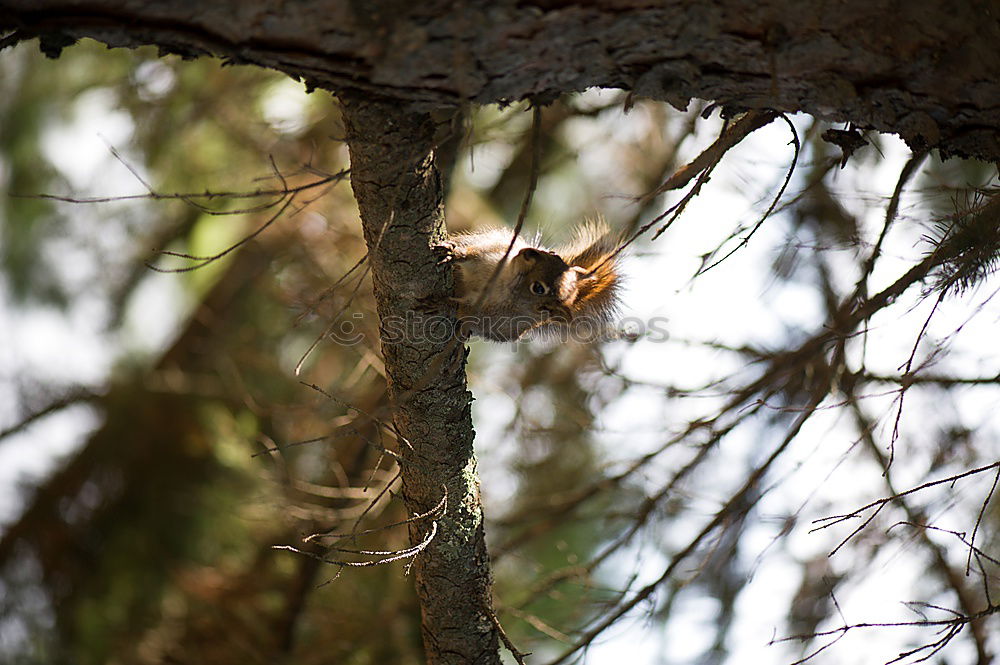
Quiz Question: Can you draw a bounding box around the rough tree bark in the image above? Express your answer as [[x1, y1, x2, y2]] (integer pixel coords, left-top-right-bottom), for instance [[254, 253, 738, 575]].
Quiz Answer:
[[339, 93, 499, 665], [2, 0, 999, 161]]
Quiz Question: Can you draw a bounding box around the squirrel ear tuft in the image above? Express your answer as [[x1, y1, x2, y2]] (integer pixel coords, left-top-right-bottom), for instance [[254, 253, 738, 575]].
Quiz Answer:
[[568, 265, 591, 281], [516, 247, 542, 261]]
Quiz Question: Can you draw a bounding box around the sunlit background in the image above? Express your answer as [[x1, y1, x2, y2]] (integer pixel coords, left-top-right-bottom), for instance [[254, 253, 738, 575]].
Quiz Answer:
[[1, 40, 998, 664]]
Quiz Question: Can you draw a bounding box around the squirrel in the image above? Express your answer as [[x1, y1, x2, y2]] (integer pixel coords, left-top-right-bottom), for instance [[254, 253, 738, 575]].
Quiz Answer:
[[440, 221, 622, 342]]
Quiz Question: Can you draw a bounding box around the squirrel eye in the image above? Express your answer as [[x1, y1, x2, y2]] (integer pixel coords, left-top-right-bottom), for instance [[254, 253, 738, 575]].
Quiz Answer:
[[530, 281, 549, 295]]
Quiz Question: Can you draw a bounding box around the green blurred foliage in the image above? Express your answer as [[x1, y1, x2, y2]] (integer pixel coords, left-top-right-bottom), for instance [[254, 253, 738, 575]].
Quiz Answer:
[[0, 38, 620, 665]]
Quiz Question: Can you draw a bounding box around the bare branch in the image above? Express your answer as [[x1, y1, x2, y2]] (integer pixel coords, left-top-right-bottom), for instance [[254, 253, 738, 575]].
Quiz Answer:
[[812, 461, 1000, 536], [773, 603, 1000, 665], [273, 518, 438, 568], [695, 113, 801, 275]]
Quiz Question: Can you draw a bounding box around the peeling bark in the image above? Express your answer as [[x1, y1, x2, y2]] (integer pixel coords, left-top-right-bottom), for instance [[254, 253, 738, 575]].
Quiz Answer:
[[3, 0, 1000, 161], [339, 92, 499, 665]]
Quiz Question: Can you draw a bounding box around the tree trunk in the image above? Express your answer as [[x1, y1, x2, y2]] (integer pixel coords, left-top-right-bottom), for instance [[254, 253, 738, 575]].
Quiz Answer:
[[339, 92, 500, 665], [3, 0, 1000, 161]]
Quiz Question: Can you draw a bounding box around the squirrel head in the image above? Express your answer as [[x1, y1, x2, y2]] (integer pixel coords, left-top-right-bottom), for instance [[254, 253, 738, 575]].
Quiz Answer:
[[511, 247, 579, 323], [448, 221, 621, 341]]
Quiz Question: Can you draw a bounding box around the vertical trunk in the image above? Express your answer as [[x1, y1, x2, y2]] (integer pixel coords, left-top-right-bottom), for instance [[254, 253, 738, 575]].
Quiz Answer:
[[339, 92, 500, 665]]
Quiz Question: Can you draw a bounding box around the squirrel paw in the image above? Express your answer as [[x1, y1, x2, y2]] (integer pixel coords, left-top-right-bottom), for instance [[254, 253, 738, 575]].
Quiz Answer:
[[432, 241, 457, 265]]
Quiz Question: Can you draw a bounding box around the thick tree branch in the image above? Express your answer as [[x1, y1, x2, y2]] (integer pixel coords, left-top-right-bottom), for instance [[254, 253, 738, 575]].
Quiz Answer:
[[339, 92, 500, 665], [2, 1, 1000, 160]]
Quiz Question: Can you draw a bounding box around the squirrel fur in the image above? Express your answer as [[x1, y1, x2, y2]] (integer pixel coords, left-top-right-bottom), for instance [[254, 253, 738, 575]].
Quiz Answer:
[[444, 221, 622, 342]]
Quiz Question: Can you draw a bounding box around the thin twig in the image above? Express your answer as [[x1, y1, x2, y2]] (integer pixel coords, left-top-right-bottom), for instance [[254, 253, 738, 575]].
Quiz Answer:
[[695, 113, 800, 275], [273, 520, 438, 568], [966, 465, 1000, 575], [0, 388, 101, 443], [488, 606, 532, 665]]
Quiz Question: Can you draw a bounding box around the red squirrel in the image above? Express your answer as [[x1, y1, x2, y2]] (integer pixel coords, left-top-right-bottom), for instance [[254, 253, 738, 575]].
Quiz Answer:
[[442, 221, 622, 342]]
